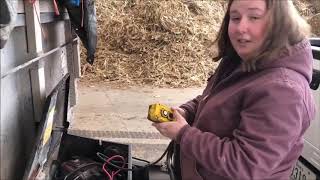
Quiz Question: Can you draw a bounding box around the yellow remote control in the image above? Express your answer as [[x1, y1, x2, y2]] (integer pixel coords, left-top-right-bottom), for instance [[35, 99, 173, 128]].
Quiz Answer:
[[147, 104, 174, 123]]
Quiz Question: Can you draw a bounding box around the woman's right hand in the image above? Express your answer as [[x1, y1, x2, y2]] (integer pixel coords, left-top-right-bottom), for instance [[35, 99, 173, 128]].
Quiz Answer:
[[173, 107, 187, 119]]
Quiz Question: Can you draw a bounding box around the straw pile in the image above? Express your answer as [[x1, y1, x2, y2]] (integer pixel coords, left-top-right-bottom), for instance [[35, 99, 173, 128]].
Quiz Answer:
[[293, 0, 320, 36], [80, 0, 317, 87], [80, 0, 225, 87]]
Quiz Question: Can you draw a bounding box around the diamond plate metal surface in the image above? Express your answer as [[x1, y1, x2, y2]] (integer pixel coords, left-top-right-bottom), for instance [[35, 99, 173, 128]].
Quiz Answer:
[[68, 129, 167, 139]]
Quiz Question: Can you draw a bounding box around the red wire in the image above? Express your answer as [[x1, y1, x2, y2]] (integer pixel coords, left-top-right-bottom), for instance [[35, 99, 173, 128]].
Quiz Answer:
[[102, 155, 126, 180], [25, 0, 45, 38], [52, 0, 60, 16], [28, 0, 36, 4], [28, 0, 59, 16]]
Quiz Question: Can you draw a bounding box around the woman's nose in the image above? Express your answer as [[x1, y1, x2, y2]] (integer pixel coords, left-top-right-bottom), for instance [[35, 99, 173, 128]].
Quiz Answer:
[[237, 18, 248, 33]]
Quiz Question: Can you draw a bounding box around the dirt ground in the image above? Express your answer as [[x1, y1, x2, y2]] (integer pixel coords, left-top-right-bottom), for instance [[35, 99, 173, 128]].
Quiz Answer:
[[69, 81, 203, 163]]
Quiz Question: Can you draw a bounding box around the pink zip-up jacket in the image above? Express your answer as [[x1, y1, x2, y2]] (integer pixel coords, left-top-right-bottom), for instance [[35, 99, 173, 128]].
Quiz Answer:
[[177, 39, 316, 180]]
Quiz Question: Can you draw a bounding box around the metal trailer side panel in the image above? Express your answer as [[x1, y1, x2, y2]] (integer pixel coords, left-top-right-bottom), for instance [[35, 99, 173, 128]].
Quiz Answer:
[[0, 8, 78, 180], [1, 26, 37, 180]]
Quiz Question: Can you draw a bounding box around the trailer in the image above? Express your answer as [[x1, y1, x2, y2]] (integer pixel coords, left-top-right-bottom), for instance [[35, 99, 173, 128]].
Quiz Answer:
[[1, 1, 80, 179], [1, 1, 169, 180]]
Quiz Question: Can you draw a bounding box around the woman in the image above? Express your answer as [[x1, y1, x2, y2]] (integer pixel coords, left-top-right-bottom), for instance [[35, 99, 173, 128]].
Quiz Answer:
[[152, 0, 316, 179]]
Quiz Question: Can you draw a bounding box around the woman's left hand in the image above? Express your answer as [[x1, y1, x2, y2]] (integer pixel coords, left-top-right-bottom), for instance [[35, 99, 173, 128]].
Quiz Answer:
[[152, 107, 188, 140]]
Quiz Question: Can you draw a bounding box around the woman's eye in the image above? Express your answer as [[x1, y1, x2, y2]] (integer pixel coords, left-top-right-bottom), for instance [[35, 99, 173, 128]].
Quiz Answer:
[[249, 16, 260, 21], [231, 17, 240, 22]]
